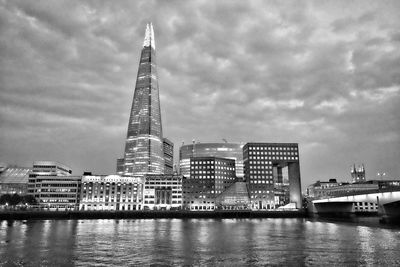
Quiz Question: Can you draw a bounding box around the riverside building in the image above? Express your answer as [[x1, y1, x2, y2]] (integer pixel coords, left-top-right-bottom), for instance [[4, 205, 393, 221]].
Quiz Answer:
[[28, 175, 81, 210], [117, 23, 165, 176], [179, 142, 244, 179], [27, 161, 79, 210], [142, 174, 182, 210], [29, 161, 72, 177], [243, 143, 302, 210], [182, 157, 236, 211], [79, 175, 143, 211], [0, 164, 31, 195]]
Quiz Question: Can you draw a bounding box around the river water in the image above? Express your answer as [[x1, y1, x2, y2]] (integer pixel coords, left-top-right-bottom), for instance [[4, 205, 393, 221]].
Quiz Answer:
[[1, 218, 400, 266]]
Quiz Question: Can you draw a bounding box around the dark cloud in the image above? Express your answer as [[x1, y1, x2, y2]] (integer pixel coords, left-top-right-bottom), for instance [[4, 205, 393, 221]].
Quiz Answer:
[[1, 0, 399, 189]]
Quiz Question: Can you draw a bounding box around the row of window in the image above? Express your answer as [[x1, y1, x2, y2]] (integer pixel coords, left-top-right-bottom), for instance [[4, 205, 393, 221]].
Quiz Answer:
[[191, 175, 235, 179], [249, 180, 274, 184], [248, 157, 298, 163], [249, 146, 297, 151], [191, 165, 234, 170], [144, 200, 182, 204], [249, 151, 297, 156]]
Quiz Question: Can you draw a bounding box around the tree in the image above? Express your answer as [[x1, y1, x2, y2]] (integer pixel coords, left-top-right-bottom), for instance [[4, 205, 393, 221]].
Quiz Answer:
[[22, 195, 37, 205], [0, 194, 12, 205], [10, 194, 22, 206]]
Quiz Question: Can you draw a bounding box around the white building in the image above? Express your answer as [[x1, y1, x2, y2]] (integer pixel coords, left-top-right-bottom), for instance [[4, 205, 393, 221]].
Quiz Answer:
[[143, 174, 182, 210], [80, 175, 143, 211]]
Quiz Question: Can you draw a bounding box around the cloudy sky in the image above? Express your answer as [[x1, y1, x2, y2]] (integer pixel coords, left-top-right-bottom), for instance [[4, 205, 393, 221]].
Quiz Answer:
[[1, 0, 399, 189]]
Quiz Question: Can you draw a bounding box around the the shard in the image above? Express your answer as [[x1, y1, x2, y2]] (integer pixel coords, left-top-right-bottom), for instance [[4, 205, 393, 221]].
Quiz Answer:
[[121, 23, 164, 176]]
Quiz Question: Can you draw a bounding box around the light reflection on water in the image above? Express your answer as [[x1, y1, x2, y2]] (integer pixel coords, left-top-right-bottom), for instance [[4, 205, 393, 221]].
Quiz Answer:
[[1, 218, 400, 266]]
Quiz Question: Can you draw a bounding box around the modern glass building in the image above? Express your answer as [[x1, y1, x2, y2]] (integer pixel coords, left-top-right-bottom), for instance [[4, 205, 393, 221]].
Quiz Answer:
[[121, 23, 164, 176], [179, 142, 244, 178]]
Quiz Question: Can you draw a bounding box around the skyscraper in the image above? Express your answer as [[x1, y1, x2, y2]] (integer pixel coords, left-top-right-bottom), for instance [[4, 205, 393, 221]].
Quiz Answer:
[[120, 23, 164, 176]]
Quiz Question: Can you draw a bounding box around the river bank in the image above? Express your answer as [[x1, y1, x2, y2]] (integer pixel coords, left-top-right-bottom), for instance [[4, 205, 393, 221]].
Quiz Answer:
[[0, 210, 308, 220]]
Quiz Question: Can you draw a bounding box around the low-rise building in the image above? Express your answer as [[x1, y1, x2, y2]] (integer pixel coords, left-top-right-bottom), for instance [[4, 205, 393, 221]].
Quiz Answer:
[[0, 164, 31, 195], [80, 175, 143, 211], [28, 175, 81, 210], [143, 174, 182, 210], [182, 157, 236, 211], [307, 179, 339, 198], [215, 179, 251, 210]]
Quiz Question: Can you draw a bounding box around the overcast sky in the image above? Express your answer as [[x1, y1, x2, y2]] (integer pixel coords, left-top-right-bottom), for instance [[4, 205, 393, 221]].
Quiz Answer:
[[1, 0, 399, 189]]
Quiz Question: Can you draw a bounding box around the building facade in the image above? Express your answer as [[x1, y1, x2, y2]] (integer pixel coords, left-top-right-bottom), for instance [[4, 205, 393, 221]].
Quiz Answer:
[[119, 23, 164, 176], [351, 164, 366, 183], [179, 142, 244, 178], [243, 143, 302, 210], [29, 161, 72, 177], [215, 180, 251, 210], [182, 157, 236, 211], [143, 174, 182, 210], [163, 138, 174, 174], [0, 164, 31, 195], [306, 179, 339, 198], [80, 175, 143, 211], [28, 175, 81, 210]]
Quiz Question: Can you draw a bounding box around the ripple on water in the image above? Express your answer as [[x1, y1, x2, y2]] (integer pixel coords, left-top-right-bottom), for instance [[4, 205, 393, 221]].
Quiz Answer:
[[1, 218, 400, 266]]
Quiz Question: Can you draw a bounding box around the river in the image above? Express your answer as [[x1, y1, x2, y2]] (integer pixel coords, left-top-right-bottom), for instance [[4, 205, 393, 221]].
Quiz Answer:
[[1, 218, 400, 266]]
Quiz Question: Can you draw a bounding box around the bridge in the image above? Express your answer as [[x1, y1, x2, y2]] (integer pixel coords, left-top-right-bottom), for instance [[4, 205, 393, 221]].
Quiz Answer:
[[309, 189, 400, 217]]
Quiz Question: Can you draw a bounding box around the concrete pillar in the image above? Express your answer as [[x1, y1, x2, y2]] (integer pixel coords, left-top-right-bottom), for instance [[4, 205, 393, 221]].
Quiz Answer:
[[288, 162, 302, 208]]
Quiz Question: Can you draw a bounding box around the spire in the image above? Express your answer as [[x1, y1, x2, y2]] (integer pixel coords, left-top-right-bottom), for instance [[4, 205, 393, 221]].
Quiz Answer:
[[143, 22, 155, 49], [351, 164, 356, 173]]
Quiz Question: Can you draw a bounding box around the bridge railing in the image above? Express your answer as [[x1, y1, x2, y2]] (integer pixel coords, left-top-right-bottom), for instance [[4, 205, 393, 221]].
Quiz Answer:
[[309, 187, 400, 201]]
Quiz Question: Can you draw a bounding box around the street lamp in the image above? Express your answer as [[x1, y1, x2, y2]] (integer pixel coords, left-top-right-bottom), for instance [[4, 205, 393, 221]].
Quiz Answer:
[[377, 172, 386, 180]]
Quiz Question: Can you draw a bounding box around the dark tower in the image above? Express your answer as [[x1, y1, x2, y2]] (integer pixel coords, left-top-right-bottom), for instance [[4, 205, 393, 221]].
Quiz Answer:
[[121, 23, 164, 176]]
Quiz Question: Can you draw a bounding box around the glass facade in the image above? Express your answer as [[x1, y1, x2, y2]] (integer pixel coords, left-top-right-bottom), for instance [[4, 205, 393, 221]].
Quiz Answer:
[[123, 23, 164, 176]]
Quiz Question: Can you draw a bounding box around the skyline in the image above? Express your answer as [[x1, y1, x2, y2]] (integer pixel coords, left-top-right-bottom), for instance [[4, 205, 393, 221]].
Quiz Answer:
[[0, 1, 399, 190]]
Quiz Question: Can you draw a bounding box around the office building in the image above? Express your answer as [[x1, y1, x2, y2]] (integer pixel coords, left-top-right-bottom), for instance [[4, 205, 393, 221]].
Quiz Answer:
[[28, 175, 81, 210], [243, 143, 302, 210], [29, 161, 72, 177], [118, 23, 165, 176], [179, 142, 244, 178], [143, 174, 182, 210], [163, 138, 174, 174], [80, 175, 143, 211], [182, 157, 236, 211]]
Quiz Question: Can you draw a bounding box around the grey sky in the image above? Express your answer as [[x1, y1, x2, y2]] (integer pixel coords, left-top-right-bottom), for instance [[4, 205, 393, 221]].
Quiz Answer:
[[1, 0, 399, 190]]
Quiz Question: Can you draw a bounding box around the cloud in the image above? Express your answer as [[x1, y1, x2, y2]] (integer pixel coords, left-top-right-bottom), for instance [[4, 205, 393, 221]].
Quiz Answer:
[[0, 0, 399, 188]]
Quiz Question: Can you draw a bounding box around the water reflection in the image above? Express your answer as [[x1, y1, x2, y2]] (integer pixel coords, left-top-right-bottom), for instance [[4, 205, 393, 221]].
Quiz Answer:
[[1, 218, 400, 266]]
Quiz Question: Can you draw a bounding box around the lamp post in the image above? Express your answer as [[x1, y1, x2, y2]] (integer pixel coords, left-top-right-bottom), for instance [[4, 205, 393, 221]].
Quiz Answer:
[[377, 172, 386, 180]]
